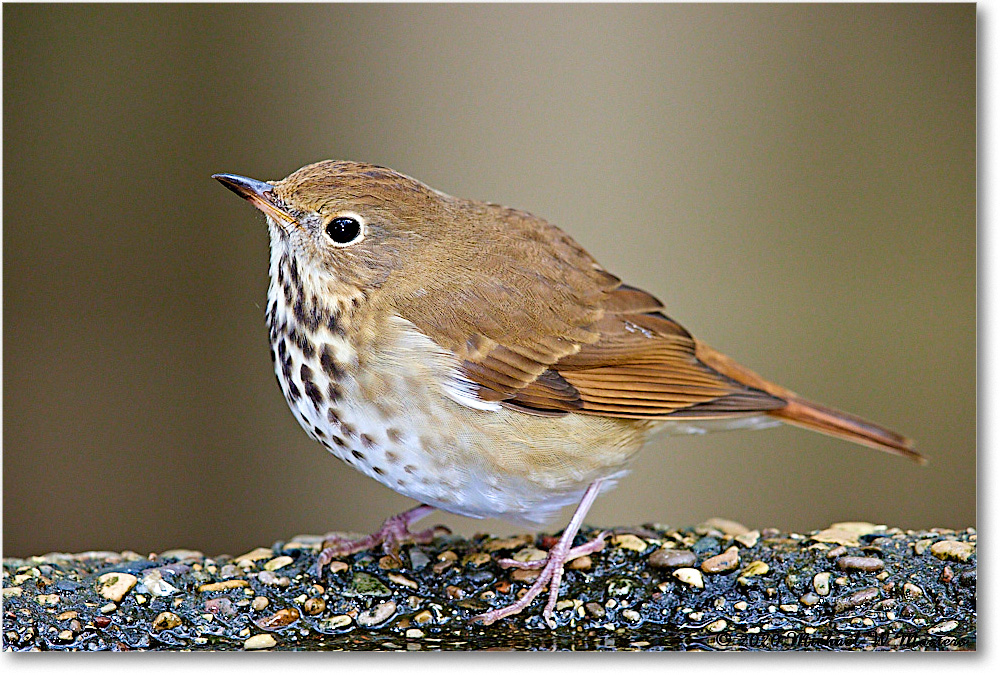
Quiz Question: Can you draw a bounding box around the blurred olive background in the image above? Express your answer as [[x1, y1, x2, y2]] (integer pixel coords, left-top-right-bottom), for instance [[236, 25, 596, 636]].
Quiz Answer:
[[3, 4, 974, 557]]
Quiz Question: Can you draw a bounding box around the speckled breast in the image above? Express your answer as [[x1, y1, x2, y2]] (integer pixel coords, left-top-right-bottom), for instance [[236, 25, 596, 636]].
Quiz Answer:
[[263, 252, 650, 525]]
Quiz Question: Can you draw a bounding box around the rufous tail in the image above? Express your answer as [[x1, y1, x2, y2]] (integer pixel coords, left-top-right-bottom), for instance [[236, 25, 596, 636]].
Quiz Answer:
[[695, 342, 924, 464]]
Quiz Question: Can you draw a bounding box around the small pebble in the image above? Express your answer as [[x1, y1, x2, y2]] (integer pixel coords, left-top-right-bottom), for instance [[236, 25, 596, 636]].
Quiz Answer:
[[56, 610, 79, 621], [706, 619, 728, 632], [568, 555, 592, 570], [929, 620, 959, 634], [251, 596, 270, 611], [621, 609, 641, 622], [320, 615, 353, 630], [836, 556, 885, 573], [813, 572, 832, 596], [205, 597, 235, 617], [512, 568, 540, 582], [701, 517, 750, 536], [812, 522, 877, 546], [464, 552, 491, 567], [739, 560, 769, 578], [327, 561, 349, 574], [152, 611, 182, 631], [96, 573, 138, 602], [263, 556, 293, 571], [733, 601, 748, 611], [388, 572, 418, 589], [408, 549, 431, 569], [303, 597, 326, 615], [585, 602, 605, 618], [57, 630, 74, 642], [648, 549, 697, 569], [141, 570, 179, 597], [100, 603, 118, 614], [834, 587, 879, 613], [198, 579, 250, 592], [405, 628, 425, 639], [612, 534, 648, 552], [701, 546, 739, 574], [234, 547, 273, 567], [672, 568, 704, 588], [244, 633, 277, 650], [35, 594, 60, 606], [902, 582, 923, 599], [357, 600, 397, 627], [378, 555, 401, 570], [800, 592, 820, 607], [512, 548, 547, 563], [256, 608, 300, 629], [735, 530, 760, 548], [931, 540, 975, 562], [413, 610, 433, 624]]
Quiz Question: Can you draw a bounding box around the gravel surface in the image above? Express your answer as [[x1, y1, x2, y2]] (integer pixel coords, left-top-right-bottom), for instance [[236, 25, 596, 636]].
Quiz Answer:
[[2, 519, 976, 651]]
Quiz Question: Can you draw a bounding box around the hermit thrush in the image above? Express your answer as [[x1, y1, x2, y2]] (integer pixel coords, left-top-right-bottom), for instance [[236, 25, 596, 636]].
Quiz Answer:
[[213, 161, 921, 626]]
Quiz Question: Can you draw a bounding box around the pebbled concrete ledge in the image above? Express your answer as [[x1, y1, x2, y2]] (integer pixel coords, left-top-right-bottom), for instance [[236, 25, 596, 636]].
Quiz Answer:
[[2, 519, 976, 651]]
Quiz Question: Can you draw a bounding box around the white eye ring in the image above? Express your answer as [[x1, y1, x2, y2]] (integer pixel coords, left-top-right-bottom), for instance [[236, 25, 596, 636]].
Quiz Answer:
[[323, 212, 365, 247]]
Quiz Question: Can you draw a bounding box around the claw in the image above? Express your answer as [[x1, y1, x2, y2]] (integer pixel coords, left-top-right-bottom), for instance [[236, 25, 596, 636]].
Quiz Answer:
[[471, 479, 606, 626], [313, 504, 440, 576]]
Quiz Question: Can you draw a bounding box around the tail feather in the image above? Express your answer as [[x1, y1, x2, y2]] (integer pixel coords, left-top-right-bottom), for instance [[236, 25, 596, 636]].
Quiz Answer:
[[695, 341, 923, 463]]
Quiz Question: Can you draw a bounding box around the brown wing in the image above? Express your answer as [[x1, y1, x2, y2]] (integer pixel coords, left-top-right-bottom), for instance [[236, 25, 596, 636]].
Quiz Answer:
[[538, 284, 786, 419], [389, 200, 784, 419]]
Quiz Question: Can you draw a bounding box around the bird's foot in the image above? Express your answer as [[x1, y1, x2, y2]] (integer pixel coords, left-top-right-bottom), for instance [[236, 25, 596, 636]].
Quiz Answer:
[[473, 530, 609, 627], [313, 504, 448, 576]]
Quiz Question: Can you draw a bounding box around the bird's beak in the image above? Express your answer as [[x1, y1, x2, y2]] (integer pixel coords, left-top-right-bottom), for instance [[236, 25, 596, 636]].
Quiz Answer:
[[212, 173, 298, 228]]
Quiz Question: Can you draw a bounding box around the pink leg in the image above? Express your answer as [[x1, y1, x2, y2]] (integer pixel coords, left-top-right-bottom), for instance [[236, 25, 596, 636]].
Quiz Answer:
[[472, 479, 606, 627], [313, 504, 447, 575]]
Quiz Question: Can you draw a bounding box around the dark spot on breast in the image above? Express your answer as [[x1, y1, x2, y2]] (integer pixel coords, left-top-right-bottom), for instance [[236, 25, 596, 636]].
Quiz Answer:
[[312, 425, 325, 439], [327, 382, 341, 403], [351, 449, 365, 461], [287, 382, 300, 401], [384, 450, 399, 464], [331, 436, 346, 447], [396, 479, 406, 487], [283, 282, 293, 303], [277, 267, 284, 285], [327, 314, 340, 334], [277, 339, 287, 360], [372, 466, 385, 476], [386, 428, 403, 444], [304, 381, 324, 409], [300, 363, 314, 384], [327, 408, 340, 425], [290, 329, 314, 358], [289, 257, 300, 286], [293, 297, 306, 324], [403, 464, 416, 475], [268, 347, 276, 364], [340, 422, 356, 438], [360, 434, 375, 449], [320, 346, 343, 379]]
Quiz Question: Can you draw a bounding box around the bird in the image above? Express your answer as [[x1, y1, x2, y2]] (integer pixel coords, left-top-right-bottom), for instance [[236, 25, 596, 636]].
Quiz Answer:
[[213, 160, 921, 627]]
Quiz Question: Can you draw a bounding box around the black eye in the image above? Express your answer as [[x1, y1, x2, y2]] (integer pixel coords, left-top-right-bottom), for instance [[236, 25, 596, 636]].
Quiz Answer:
[[325, 216, 362, 244]]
